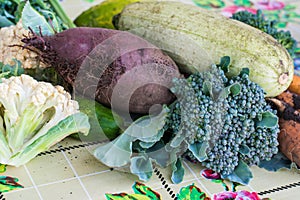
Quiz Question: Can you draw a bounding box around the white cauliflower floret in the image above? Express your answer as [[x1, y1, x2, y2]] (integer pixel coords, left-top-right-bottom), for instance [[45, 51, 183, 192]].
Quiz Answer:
[[0, 75, 90, 166], [0, 20, 47, 69]]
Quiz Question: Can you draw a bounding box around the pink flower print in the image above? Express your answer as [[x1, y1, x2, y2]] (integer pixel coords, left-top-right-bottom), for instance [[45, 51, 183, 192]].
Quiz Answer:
[[213, 191, 237, 200], [255, 0, 285, 10], [222, 6, 257, 17], [235, 190, 260, 200]]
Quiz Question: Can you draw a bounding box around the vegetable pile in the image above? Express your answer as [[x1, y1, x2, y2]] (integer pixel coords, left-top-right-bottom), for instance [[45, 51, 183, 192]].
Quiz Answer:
[[114, 1, 294, 97], [0, 0, 300, 192], [95, 57, 280, 185]]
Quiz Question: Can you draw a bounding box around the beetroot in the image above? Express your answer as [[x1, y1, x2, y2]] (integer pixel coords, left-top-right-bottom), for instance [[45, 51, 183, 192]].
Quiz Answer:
[[21, 27, 180, 114]]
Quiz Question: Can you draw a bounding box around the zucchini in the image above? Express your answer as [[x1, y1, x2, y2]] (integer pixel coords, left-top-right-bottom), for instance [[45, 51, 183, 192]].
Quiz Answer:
[[114, 1, 294, 97], [74, 96, 123, 141]]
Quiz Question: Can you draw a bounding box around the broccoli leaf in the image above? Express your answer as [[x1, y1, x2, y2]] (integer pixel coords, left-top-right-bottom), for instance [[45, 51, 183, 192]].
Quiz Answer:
[[259, 152, 292, 171], [170, 130, 187, 148], [94, 106, 168, 167], [217, 56, 230, 73], [146, 141, 169, 168], [222, 160, 253, 185], [239, 145, 251, 156], [220, 82, 241, 98], [256, 111, 278, 128], [171, 158, 185, 184], [130, 155, 153, 182], [94, 133, 133, 167], [21, 1, 55, 35], [188, 141, 209, 162], [202, 80, 213, 97], [239, 68, 250, 77]]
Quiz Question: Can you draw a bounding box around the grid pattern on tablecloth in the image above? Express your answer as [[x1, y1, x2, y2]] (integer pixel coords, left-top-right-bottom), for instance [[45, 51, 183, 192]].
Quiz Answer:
[[2, 137, 300, 200]]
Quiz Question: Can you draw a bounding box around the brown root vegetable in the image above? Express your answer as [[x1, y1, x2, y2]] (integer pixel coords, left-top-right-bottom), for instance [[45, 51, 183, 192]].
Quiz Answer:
[[276, 91, 294, 108], [270, 95, 300, 166], [20, 27, 180, 114], [278, 119, 300, 166]]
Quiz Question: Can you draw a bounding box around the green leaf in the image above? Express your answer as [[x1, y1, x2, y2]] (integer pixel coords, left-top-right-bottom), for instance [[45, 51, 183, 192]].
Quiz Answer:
[[94, 133, 133, 167], [0, 59, 24, 81], [220, 83, 241, 98], [132, 182, 161, 200], [41, 10, 61, 32], [94, 107, 169, 167], [230, 83, 241, 96], [171, 159, 185, 184], [239, 68, 250, 77], [239, 145, 251, 156], [8, 113, 90, 166], [256, 111, 278, 128], [217, 56, 230, 73], [130, 155, 153, 182], [146, 141, 169, 168], [202, 80, 213, 97], [222, 160, 253, 185], [0, 15, 14, 27], [170, 130, 186, 148], [259, 152, 292, 171], [139, 141, 157, 149], [177, 184, 208, 200], [188, 142, 209, 162], [21, 1, 54, 36]]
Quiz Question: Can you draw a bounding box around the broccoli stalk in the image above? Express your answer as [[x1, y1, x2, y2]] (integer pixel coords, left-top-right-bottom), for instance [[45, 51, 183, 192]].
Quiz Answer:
[[231, 10, 297, 57]]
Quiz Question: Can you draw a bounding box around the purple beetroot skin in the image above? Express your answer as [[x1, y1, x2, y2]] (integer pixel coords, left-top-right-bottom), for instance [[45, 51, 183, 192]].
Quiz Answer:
[[21, 27, 181, 114]]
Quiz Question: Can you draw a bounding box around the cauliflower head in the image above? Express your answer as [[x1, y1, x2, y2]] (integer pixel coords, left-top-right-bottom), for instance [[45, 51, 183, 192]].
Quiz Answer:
[[0, 75, 90, 166], [0, 20, 47, 69]]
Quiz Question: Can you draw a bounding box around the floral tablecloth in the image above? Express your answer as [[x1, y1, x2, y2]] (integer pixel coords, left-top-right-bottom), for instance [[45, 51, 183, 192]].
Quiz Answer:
[[1, 0, 300, 199]]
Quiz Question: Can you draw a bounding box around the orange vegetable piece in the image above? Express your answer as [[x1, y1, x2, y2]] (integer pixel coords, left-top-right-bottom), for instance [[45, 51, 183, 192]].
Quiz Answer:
[[288, 75, 300, 95]]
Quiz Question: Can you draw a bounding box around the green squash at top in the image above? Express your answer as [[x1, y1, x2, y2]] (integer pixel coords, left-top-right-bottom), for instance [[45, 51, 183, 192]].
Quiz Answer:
[[74, 0, 141, 29]]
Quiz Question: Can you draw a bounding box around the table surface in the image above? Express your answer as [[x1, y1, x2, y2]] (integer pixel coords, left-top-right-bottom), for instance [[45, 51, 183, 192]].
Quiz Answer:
[[2, 0, 300, 199]]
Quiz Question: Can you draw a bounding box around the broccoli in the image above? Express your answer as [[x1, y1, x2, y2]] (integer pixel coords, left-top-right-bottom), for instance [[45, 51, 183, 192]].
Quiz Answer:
[[165, 57, 279, 177], [93, 57, 279, 185], [231, 10, 297, 57]]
